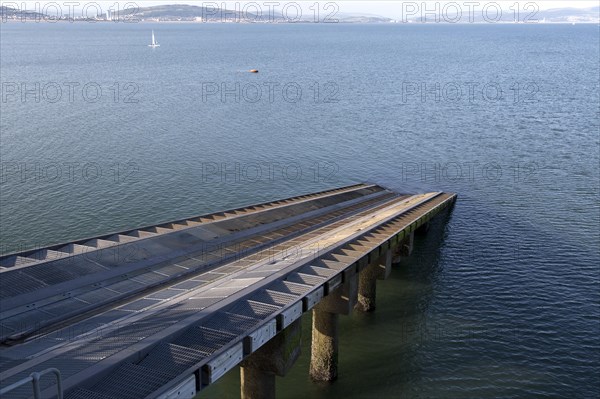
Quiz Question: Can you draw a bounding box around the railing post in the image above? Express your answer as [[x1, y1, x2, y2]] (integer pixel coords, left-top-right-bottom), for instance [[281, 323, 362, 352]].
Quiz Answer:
[[0, 368, 62, 399], [31, 372, 42, 398]]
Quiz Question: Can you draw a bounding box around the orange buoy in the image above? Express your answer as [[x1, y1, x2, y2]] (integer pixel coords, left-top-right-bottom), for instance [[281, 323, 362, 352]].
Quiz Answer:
[[249, 69, 259, 73]]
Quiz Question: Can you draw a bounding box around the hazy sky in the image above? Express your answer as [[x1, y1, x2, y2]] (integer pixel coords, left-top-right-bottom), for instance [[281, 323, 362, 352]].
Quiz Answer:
[[13, 1, 599, 18]]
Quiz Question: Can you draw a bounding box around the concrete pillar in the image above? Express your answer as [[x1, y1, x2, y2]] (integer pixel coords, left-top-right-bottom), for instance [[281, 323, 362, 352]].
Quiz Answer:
[[393, 231, 415, 265], [379, 248, 392, 279], [240, 367, 275, 399], [356, 266, 377, 312], [309, 308, 339, 381], [392, 246, 403, 266], [396, 231, 415, 257], [355, 249, 392, 312], [240, 318, 302, 399], [402, 231, 414, 256], [309, 270, 358, 382]]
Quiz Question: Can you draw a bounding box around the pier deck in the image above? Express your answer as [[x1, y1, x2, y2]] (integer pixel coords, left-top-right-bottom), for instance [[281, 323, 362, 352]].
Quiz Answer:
[[0, 184, 456, 399]]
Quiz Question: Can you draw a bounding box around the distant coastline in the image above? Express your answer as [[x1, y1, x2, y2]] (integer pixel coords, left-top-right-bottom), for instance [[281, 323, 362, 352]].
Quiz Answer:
[[1, 4, 599, 25]]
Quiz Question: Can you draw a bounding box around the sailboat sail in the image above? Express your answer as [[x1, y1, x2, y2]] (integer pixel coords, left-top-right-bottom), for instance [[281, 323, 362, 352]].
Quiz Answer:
[[149, 31, 160, 47]]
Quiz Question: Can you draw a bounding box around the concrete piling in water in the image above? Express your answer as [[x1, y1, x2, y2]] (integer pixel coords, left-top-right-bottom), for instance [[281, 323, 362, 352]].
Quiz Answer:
[[400, 231, 415, 256], [356, 249, 392, 312], [240, 318, 303, 399], [393, 231, 415, 264], [240, 367, 275, 399], [356, 265, 378, 312], [309, 309, 339, 381], [403, 231, 415, 256], [310, 269, 358, 381]]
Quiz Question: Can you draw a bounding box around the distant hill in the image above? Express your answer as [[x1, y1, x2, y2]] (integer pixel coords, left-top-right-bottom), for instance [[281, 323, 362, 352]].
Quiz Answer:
[[0, 5, 46, 20], [0, 3, 392, 23], [538, 7, 600, 23], [402, 5, 600, 23], [111, 4, 393, 23], [334, 13, 394, 23], [113, 4, 254, 21]]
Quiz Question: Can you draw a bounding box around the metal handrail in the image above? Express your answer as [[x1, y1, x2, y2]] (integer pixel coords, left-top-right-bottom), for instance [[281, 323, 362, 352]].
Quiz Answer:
[[0, 368, 63, 399]]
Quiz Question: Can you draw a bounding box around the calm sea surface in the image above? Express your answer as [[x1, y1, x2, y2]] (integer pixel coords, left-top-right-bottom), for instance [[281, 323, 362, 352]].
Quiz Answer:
[[1, 22, 599, 398]]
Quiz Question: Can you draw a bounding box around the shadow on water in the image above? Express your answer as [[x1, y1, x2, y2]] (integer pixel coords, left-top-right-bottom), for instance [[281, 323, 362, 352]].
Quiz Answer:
[[199, 208, 455, 399]]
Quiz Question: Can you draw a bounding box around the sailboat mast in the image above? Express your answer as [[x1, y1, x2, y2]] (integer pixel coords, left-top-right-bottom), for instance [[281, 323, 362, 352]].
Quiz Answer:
[[149, 30, 159, 47]]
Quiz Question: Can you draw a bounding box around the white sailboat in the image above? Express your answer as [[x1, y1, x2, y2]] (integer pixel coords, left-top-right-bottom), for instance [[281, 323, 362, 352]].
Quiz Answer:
[[148, 30, 160, 48]]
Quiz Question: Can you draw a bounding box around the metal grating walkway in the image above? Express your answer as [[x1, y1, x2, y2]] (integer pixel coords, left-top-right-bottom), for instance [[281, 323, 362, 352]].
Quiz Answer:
[[0, 184, 456, 399]]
